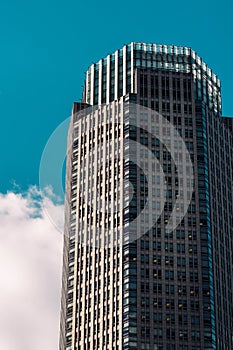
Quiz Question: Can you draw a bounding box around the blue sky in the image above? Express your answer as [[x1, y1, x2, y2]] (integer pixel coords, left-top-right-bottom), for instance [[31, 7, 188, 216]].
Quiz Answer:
[[0, 0, 233, 193]]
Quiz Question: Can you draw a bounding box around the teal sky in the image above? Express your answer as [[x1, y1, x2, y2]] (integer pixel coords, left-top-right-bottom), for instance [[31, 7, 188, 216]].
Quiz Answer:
[[1, 0, 232, 193]]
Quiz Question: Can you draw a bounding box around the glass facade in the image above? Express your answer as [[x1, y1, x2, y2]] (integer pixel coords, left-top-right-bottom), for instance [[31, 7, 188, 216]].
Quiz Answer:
[[60, 43, 233, 350]]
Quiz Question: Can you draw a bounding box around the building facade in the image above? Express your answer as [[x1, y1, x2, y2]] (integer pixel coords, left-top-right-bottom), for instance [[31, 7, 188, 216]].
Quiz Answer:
[[59, 43, 233, 350]]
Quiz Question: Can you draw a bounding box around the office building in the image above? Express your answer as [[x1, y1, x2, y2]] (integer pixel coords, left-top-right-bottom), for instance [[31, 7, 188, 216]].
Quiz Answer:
[[59, 43, 233, 350]]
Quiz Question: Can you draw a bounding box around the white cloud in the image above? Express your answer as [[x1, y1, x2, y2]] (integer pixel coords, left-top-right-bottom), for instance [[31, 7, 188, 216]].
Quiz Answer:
[[0, 187, 64, 350]]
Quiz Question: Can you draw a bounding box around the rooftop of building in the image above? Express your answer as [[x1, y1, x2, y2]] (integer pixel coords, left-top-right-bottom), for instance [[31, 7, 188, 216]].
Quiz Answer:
[[86, 42, 220, 87]]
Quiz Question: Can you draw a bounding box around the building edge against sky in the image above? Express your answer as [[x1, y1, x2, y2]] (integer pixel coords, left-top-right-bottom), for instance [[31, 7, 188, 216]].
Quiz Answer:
[[59, 43, 233, 350]]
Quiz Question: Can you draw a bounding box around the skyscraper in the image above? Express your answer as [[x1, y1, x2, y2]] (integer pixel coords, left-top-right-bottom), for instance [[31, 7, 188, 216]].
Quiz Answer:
[[59, 43, 233, 350]]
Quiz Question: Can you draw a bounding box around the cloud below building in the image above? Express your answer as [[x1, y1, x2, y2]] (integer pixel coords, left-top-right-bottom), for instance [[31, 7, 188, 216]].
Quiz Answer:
[[0, 186, 63, 350]]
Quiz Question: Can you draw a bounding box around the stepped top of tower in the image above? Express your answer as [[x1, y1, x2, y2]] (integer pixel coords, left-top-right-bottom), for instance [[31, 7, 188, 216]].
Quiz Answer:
[[82, 42, 221, 111], [86, 42, 220, 85]]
